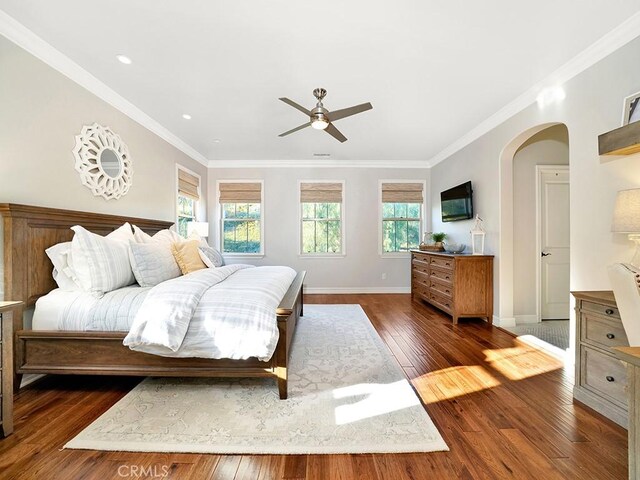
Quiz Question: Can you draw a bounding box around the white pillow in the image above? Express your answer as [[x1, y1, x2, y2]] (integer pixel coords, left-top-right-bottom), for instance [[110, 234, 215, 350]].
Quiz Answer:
[[108, 222, 135, 243], [45, 242, 81, 291], [128, 242, 181, 287], [69, 225, 136, 296], [199, 246, 224, 268], [132, 225, 183, 245]]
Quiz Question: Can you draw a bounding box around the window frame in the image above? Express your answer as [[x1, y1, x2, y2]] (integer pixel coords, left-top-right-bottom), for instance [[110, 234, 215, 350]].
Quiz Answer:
[[217, 179, 265, 257], [175, 164, 202, 238], [298, 180, 346, 257], [378, 179, 427, 258]]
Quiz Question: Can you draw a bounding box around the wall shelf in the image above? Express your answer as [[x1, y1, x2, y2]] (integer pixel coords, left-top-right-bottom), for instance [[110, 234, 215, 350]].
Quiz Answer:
[[598, 121, 640, 155]]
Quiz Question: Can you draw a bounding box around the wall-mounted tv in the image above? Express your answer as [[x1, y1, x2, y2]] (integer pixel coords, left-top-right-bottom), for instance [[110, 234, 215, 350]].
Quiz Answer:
[[441, 181, 473, 222]]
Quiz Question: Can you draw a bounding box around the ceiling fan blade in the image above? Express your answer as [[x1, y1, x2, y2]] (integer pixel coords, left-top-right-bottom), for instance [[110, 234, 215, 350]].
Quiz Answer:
[[325, 123, 348, 143], [328, 102, 373, 122], [279, 97, 312, 116], [279, 122, 312, 137]]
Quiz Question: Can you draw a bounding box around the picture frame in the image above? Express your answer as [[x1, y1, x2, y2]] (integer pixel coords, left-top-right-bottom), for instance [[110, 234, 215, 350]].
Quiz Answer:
[[622, 91, 640, 126]]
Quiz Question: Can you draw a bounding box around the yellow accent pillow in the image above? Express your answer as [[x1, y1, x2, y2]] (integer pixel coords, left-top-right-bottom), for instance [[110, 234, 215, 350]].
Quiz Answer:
[[171, 240, 207, 275]]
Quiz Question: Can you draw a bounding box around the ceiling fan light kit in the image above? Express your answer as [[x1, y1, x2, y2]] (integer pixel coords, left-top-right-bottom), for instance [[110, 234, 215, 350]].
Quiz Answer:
[[279, 88, 372, 143]]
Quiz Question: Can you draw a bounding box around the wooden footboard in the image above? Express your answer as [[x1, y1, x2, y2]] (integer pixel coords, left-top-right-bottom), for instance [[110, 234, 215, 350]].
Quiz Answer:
[[16, 271, 305, 399]]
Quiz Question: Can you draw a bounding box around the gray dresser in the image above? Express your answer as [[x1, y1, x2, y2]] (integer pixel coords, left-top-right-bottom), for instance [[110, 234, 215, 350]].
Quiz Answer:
[[573, 291, 629, 427]]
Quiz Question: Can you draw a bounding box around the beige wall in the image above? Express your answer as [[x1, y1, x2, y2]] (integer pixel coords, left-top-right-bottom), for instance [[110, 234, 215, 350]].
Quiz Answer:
[[512, 125, 569, 319], [430, 35, 640, 326], [0, 35, 207, 220], [208, 167, 430, 291], [0, 35, 208, 299]]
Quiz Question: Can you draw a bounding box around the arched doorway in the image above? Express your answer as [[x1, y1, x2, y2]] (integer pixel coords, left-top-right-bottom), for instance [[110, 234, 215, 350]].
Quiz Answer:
[[498, 122, 569, 336]]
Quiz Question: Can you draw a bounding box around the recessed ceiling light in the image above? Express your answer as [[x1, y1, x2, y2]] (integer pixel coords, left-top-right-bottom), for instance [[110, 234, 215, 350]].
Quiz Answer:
[[182, 114, 192, 120], [116, 54, 132, 65], [212, 139, 221, 143]]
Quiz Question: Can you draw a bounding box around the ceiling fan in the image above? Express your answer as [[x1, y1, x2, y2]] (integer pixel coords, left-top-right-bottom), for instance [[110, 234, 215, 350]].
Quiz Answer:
[[278, 88, 373, 143]]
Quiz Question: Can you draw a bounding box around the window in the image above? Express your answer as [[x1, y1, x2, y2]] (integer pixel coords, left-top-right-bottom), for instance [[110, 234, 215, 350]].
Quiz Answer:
[[381, 182, 424, 253], [177, 167, 201, 238], [300, 182, 344, 254], [219, 182, 263, 254]]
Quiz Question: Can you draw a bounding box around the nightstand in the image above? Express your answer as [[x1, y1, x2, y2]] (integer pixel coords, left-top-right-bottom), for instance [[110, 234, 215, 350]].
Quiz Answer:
[[1, 301, 22, 437]]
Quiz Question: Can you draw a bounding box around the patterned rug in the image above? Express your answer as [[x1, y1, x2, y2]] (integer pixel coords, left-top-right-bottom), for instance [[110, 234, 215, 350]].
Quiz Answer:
[[65, 305, 448, 454]]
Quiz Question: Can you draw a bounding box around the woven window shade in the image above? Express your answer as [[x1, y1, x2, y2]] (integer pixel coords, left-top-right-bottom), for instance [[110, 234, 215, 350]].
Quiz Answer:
[[381, 183, 423, 203], [300, 182, 343, 203], [219, 182, 262, 203], [178, 169, 200, 201]]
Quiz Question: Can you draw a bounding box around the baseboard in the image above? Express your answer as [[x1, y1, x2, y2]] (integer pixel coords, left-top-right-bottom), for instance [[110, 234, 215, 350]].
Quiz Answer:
[[304, 287, 411, 294], [515, 314, 539, 324], [493, 316, 516, 328]]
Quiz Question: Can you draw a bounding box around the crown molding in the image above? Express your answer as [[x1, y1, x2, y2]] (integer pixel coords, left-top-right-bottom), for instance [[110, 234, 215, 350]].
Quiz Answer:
[[428, 11, 640, 167], [0, 10, 209, 167], [208, 158, 430, 169]]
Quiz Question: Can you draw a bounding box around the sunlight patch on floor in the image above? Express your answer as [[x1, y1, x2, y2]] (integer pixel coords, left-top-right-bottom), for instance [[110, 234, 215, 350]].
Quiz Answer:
[[411, 365, 501, 404], [333, 380, 419, 425], [483, 341, 563, 381]]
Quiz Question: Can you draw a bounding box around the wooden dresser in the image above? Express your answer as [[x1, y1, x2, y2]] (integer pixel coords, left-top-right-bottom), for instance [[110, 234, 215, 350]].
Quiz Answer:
[[1, 301, 21, 437], [410, 250, 494, 324], [573, 291, 629, 427]]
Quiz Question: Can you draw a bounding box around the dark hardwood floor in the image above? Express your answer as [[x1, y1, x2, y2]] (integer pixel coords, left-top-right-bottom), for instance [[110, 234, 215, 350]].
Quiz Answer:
[[0, 294, 628, 479]]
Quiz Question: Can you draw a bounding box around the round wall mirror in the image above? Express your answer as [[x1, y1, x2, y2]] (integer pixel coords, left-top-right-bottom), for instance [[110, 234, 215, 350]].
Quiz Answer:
[[73, 123, 133, 200], [99, 149, 123, 178]]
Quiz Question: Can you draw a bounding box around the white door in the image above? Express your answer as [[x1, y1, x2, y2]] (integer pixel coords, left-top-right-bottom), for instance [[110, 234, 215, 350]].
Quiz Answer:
[[539, 168, 570, 320]]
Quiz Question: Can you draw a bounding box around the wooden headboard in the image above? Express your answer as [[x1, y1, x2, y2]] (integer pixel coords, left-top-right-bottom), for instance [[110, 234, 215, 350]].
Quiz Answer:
[[0, 204, 173, 323]]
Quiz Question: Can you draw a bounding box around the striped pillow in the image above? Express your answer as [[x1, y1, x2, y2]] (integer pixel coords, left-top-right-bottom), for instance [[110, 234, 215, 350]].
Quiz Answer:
[[129, 241, 182, 287], [70, 225, 136, 297]]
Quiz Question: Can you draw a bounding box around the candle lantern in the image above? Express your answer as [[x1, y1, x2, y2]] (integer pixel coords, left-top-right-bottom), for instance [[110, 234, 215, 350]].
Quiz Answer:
[[470, 215, 486, 255]]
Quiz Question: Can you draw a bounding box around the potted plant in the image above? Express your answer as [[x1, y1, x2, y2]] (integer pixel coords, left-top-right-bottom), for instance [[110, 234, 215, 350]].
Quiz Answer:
[[431, 232, 447, 251]]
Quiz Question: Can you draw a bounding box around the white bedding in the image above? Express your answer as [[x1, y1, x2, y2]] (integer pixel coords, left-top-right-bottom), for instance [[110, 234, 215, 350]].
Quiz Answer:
[[32, 265, 297, 361]]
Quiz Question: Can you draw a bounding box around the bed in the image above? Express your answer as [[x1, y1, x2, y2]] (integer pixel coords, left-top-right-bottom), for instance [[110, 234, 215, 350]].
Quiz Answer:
[[0, 203, 304, 399]]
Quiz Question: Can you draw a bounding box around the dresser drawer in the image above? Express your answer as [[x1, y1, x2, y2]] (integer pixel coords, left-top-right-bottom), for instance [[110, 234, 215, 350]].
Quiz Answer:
[[581, 346, 627, 408], [413, 284, 430, 301], [411, 260, 430, 275], [429, 267, 454, 285], [581, 301, 619, 319], [581, 313, 628, 352], [429, 256, 454, 271], [412, 254, 430, 266], [429, 291, 453, 314], [430, 281, 453, 299], [412, 271, 430, 289]]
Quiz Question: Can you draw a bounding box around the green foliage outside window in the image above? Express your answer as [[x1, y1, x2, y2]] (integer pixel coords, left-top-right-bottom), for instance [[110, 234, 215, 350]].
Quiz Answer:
[[177, 195, 196, 238], [222, 203, 261, 253], [301, 202, 342, 254], [382, 202, 421, 252]]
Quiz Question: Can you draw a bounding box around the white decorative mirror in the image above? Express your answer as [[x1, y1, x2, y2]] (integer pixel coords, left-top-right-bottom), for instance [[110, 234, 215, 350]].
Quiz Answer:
[[72, 123, 133, 200]]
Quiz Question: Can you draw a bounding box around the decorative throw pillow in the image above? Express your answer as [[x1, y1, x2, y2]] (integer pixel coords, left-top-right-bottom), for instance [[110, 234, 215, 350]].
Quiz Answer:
[[199, 245, 225, 268], [69, 225, 136, 296], [45, 241, 81, 291], [172, 240, 207, 274], [133, 225, 184, 245], [128, 242, 182, 287]]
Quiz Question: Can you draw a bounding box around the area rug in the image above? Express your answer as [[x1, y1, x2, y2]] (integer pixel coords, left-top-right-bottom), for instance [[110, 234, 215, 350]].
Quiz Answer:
[[65, 304, 448, 454]]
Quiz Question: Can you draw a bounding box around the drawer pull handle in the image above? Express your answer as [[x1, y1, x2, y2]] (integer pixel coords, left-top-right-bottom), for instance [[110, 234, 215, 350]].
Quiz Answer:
[[606, 333, 615, 340], [605, 309, 615, 315], [606, 376, 615, 382]]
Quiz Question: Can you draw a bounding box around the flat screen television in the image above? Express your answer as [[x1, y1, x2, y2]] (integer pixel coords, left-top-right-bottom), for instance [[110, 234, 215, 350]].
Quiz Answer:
[[441, 181, 473, 222]]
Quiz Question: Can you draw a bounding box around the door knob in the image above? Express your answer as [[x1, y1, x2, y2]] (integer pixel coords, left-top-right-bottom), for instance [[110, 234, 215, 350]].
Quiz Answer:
[[541, 252, 552, 257]]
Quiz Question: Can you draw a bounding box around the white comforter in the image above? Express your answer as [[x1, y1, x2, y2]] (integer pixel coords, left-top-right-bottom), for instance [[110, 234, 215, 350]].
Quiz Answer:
[[123, 265, 296, 361]]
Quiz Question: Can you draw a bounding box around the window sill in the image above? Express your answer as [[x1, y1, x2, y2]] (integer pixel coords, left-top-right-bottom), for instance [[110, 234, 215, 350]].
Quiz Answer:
[[298, 254, 346, 259], [223, 253, 265, 259], [380, 252, 412, 259]]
